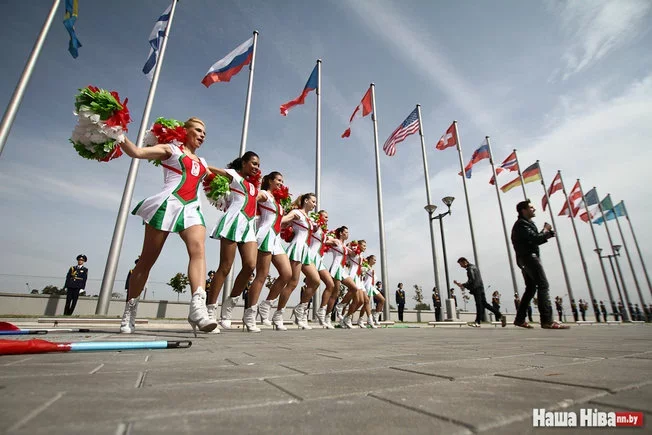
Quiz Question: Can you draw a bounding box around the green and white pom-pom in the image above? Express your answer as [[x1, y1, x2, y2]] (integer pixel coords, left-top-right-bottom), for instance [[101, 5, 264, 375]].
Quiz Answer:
[[204, 174, 231, 210]]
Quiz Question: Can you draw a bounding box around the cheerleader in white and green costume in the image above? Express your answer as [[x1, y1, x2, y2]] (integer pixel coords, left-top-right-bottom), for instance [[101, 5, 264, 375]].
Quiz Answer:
[[119, 117, 217, 335], [307, 211, 336, 328], [210, 169, 258, 243], [360, 255, 383, 327]]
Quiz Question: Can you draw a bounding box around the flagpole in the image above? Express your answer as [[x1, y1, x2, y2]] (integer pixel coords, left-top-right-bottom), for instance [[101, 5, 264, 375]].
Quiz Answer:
[[578, 181, 617, 316], [612, 204, 647, 318], [453, 121, 479, 267], [370, 84, 390, 321], [415, 105, 442, 308], [594, 189, 633, 321], [621, 201, 652, 297], [537, 161, 574, 306], [96, 0, 179, 314], [222, 30, 259, 304], [559, 172, 598, 320], [0, 0, 60, 158], [513, 149, 528, 200], [486, 137, 519, 298], [313, 58, 322, 318]]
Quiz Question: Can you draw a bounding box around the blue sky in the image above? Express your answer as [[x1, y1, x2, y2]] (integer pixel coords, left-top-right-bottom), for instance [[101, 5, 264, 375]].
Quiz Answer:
[[1, 0, 651, 311]]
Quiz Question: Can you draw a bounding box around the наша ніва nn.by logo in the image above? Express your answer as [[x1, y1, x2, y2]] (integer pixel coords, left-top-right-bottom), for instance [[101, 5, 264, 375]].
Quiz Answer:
[[533, 408, 644, 428]]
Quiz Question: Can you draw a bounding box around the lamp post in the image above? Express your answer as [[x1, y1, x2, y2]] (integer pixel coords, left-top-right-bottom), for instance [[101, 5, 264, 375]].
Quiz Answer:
[[595, 246, 630, 322], [425, 196, 455, 319]]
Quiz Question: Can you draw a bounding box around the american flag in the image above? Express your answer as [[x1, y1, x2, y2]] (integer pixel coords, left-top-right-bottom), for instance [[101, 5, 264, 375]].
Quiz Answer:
[[383, 108, 420, 156]]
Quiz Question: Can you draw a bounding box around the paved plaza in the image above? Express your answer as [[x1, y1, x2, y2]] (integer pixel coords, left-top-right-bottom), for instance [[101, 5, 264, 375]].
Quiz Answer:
[[1, 322, 650, 434]]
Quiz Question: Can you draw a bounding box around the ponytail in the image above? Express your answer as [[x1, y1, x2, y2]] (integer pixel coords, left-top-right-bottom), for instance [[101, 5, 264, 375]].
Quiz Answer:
[[227, 151, 259, 171]]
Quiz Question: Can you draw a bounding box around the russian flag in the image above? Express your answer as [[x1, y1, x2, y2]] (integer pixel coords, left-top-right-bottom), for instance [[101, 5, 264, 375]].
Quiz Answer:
[[459, 140, 490, 178], [280, 65, 318, 116], [202, 37, 254, 87]]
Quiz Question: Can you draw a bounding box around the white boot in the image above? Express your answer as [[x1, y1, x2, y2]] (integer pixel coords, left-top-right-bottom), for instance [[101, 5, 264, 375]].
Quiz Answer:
[[344, 315, 354, 329], [373, 312, 381, 325], [188, 288, 217, 336], [272, 309, 287, 331], [357, 317, 366, 328], [120, 298, 138, 334], [206, 304, 221, 334], [220, 295, 240, 329], [324, 313, 335, 329], [335, 303, 346, 321], [293, 303, 312, 329], [258, 300, 273, 326], [243, 305, 261, 332], [316, 306, 327, 326], [368, 317, 378, 329]]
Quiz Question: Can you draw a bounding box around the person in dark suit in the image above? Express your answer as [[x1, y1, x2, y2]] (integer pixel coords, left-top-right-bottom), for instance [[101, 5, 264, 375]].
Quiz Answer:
[[600, 300, 608, 321], [455, 257, 505, 327], [573, 299, 581, 321], [611, 301, 620, 321], [511, 200, 569, 329], [64, 255, 88, 315], [432, 288, 442, 322], [395, 283, 406, 322], [206, 270, 215, 289], [592, 299, 601, 322]]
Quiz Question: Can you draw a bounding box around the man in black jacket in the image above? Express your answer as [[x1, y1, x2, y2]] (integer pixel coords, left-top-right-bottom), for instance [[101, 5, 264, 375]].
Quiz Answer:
[[395, 283, 406, 322], [454, 257, 506, 327], [64, 254, 88, 315], [511, 200, 569, 329]]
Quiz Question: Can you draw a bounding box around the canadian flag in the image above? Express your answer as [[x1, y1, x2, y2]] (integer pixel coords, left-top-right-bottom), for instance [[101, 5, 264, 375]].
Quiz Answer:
[[558, 180, 583, 217], [342, 87, 373, 138], [542, 172, 563, 211], [435, 122, 457, 150]]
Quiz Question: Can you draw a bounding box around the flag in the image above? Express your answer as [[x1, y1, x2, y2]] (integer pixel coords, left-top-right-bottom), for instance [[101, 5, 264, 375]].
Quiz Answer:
[[489, 151, 518, 185], [542, 172, 562, 211], [143, 2, 173, 81], [579, 207, 599, 223], [500, 162, 541, 193], [202, 37, 254, 87], [599, 194, 614, 211], [459, 139, 489, 178], [342, 87, 373, 138], [558, 180, 582, 217], [435, 122, 457, 150], [593, 201, 626, 225], [382, 108, 420, 156], [583, 187, 599, 206], [280, 65, 318, 116], [63, 0, 82, 58]]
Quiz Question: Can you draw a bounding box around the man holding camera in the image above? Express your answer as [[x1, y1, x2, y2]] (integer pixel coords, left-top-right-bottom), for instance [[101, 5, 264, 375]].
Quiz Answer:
[[511, 200, 569, 329], [454, 258, 506, 327]]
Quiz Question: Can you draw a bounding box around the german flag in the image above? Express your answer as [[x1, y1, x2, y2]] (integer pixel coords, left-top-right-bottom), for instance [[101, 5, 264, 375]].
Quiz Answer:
[[500, 162, 541, 193]]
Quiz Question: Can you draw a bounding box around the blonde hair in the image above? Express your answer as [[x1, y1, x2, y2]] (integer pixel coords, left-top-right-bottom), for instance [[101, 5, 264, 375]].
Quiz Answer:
[[291, 192, 316, 210], [184, 117, 205, 128]]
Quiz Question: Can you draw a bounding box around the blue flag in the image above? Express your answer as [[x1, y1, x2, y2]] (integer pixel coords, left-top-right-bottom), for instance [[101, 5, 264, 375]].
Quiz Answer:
[[593, 201, 626, 225], [143, 3, 172, 81], [583, 187, 599, 206], [63, 0, 82, 58]]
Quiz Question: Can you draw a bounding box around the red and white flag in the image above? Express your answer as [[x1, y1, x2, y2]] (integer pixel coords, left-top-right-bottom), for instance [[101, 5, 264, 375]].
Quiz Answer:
[[542, 172, 563, 211], [489, 151, 518, 185], [558, 180, 583, 217], [342, 87, 373, 138], [435, 122, 457, 150]]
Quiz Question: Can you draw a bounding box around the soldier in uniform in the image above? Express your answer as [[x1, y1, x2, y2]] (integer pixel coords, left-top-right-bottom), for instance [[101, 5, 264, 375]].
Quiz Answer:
[[554, 296, 563, 322], [64, 255, 88, 315], [571, 299, 579, 322], [592, 299, 601, 322], [395, 283, 406, 322], [432, 288, 442, 322], [577, 299, 586, 321], [611, 300, 620, 321], [600, 300, 608, 321]]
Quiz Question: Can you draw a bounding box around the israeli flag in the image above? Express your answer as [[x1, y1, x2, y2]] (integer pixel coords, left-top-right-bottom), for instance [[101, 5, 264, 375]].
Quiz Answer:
[[143, 3, 172, 81]]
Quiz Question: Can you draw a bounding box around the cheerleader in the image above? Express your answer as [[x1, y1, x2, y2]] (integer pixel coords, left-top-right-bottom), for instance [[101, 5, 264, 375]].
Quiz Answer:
[[118, 117, 217, 335], [246, 172, 292, 331], [307, 210, 336, 329], [361, 255, 384, 327], [281, 193, 321, 329], [205, 151, 261, 330], [339, 239, 368, 328], [322, 227, 364, 329]]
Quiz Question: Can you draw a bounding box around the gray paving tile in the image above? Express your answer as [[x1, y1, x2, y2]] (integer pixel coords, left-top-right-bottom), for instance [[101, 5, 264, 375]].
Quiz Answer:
[[589, 385, 652, 413]]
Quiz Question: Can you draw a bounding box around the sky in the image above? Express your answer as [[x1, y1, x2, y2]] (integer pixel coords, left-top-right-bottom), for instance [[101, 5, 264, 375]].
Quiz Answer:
[[1, 0, 651, 312]]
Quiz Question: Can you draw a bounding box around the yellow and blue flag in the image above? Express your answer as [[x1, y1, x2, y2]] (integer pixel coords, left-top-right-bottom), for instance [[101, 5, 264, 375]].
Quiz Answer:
[[63, 0, 82, 58]]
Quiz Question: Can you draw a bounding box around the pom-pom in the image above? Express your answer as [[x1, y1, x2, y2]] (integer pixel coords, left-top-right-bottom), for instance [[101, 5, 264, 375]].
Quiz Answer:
[[309, 211, 328, 232], [272, 185, 292, 213], [70, 85, 131, 162], [203, 173, 231, 211], [280, 226, 295, 243], [143, 117, 187, 166], [246, 170, 261, 190]]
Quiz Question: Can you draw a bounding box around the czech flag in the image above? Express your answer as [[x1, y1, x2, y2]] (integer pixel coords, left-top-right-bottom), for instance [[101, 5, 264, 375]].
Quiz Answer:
[[280, 65, 318, 116], [202, 37, 254, 87]]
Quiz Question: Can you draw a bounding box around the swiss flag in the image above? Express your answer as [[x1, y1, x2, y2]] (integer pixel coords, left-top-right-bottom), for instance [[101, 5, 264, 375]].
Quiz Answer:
[[435, 122, 457, 150], [342, 87, 373, 138], [558, 180, 583, 217], [542, 171, 563, 211]]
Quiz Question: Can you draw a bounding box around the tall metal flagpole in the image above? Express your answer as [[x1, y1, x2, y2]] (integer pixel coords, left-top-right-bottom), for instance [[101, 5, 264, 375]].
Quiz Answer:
[[453, 121, 479, 267], [312, 59, 322, 318], [537, 161, 574, 304], [0, 0, 60, 158], [558, 172, 597, 320], [512, 149, 528, 200], [612, 204, 647, 317], [578, 181, 616, 314], [223, 30, 259, 304], [370, 84, 391, 321], [594, 189, 633, 321], [415, 105, 441, 302], [486, 137, 518, 297], [97, 0, 179, 314], [621, 201, 652, 297]]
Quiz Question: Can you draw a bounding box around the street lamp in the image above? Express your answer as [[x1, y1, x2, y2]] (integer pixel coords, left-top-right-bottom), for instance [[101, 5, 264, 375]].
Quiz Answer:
[[425, 196, 455, 319], [594, 245, 631, 322]]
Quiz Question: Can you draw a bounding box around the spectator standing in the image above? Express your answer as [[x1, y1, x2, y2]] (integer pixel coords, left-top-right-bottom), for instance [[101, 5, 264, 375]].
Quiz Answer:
[[395, 283, 406, 322], [432, 288, 442, 322], [64, 255, 88, 315], [600, 300, 608, 322]]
